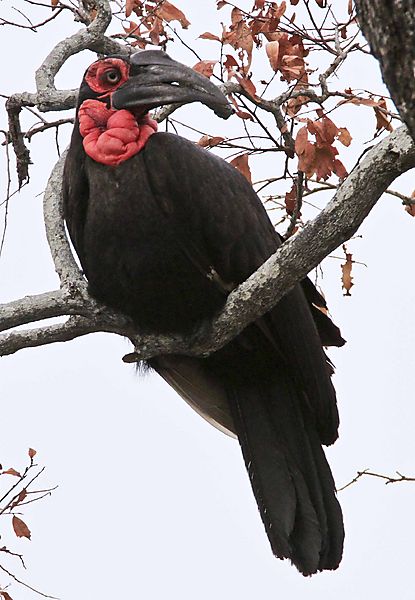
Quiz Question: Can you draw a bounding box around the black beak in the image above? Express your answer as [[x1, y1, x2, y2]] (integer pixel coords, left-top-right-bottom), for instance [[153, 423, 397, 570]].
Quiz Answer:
[[111, 50, 233, 120]]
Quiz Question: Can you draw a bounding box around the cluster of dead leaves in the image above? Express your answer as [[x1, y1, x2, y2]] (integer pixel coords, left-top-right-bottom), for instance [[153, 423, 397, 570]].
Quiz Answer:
[[123, 0, 190, 47], [0, 448, 37, 544], [295, 110, 351, 181], [199, 2, 311, 120], [0, 449, 58, 599], [341, 91, 394, 134], [266, 31, 309, 115]]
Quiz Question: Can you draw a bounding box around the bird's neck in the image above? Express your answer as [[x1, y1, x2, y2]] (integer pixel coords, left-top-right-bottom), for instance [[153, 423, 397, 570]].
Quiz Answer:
[[78, 99, 158, 166]]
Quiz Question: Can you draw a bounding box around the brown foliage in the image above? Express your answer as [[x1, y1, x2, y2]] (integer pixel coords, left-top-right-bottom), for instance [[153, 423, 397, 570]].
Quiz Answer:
[[12, 516, 31, 540], [230, 154, 252, 183], [193, 60, 217, 79], [124, 0, 190, 47], [295, 112, 349, 181], [341, 245, 354, 296], [266, 33, 308, 82], [197, 135, 225, 148], [222, 7, 254, 70]]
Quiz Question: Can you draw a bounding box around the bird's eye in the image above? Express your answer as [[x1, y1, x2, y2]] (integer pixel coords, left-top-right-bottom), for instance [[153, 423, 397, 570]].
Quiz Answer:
[[104, 69, 121, 85]]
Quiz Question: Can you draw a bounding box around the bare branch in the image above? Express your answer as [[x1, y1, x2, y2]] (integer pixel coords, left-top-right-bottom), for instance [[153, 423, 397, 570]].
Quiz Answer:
[[0, 564, 57, 599], [0, 291, 84, 333], [338, 469, 415, 491], [1, 127, 413, 360], [0, 316, 127, 356], [4, 0, 130, 183], [42, 152, 85, 287]]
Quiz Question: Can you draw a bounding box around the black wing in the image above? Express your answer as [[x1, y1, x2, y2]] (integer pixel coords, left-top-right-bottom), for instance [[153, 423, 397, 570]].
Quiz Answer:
[[142, 133, 341, 445]]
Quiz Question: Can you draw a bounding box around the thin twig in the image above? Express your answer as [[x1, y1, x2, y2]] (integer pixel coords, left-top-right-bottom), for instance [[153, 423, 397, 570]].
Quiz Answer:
[[0, 564, 58, 599], [338, 469, 415, 491]]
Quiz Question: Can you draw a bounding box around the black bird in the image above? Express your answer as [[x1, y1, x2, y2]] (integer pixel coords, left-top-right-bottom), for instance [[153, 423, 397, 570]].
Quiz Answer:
[[63, 50, 345, 575]]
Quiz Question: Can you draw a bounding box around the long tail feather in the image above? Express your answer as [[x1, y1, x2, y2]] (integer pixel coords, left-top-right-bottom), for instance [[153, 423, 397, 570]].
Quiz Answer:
[[227, 369, 344, 576]]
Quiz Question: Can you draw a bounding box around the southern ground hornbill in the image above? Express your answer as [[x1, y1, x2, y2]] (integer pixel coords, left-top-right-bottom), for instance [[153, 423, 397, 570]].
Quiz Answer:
[[63, 50, 346, 575]]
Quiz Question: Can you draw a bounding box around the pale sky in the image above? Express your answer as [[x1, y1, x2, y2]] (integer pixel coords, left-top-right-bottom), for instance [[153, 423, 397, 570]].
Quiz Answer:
[[1, 2, 415, 599]]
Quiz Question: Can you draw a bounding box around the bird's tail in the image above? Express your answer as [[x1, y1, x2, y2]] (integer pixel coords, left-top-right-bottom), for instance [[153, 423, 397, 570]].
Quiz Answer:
[[226, 367, 344, 576]]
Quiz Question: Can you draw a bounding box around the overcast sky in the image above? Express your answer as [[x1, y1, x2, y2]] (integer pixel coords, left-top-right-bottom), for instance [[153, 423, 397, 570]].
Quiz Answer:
[[1, 1, 415, 599]]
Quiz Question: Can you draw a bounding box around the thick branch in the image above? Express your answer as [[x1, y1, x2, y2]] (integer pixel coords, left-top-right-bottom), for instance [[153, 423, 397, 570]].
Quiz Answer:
[[355, 0, 415, 140], [0, 316, 127, 356], [131, 126, 415, 359], [1, 127, 414, 359], [0, 291, 83, 333], [42, 151, 85, 288]]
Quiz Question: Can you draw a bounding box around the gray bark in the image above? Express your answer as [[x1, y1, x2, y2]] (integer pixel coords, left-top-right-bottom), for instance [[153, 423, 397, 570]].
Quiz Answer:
[[355, 0, 415, 140], [1, 126, 414, 359], [2, 0, 415, 361]]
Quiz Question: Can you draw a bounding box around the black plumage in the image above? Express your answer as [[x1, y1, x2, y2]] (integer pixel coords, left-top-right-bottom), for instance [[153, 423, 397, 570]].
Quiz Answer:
[[63, 51, 345, 575]]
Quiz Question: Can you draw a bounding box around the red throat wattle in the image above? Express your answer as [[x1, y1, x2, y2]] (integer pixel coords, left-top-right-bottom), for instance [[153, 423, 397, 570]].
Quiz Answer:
[[78, 99, 158, 166]]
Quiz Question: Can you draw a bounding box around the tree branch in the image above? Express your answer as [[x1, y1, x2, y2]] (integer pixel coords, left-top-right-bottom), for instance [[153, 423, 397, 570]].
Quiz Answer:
[[1, 126, 414, 359], [5, 0, 129, 184], [355, 0, 415, 141]]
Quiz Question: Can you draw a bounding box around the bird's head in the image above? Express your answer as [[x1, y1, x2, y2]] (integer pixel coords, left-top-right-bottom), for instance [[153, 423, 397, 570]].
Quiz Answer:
[[76, 51, 232, 166]]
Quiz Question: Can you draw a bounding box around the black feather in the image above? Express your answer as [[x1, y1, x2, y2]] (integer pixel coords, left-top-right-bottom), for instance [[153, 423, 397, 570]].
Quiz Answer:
[[63, 63, 345, 575]]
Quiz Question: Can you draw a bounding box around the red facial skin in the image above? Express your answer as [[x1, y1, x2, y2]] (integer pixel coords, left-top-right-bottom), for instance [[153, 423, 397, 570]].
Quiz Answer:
[[79, 58, 158, 166], [84, 58, 130, 95]]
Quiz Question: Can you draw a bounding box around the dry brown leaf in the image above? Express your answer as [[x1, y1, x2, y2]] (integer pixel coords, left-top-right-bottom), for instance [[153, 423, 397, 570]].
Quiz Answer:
[[197, 135, 225, 148], [2, 468, 21, 477], [285, 94, 310, 117], [250, 1, 286, 37], [374, 98, 393, 133], [341, 245, 354, 296], [12, 516, 31, 540], [10, 488, 27, 510], [284, 183, 298, 215], [28, 448, 37, 459], [308, 110, 338, 146], [266, 41, 280, 72], [199, 32, 221, 42], [16, 488, 27, 503], [235, 110, 254, 120], [157, 0, 190, 28], [345, 96, 380, 107], [265, 33, 307, 82], [125, 0, 141, 18], [337, 127, 352, 147], [51, 0, 59, 7], [405, 191, 415, 216], [230, 154, 252, 183], [222, 8, 254, 69], [333, 158, 348, 180], [1, 592, 14, 600], [295, 123, 348, 181], [123, 21, 140, 35], [193, 60, 217, 79], [234, 74, 257, 98], [148, 16, 164, 47]]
